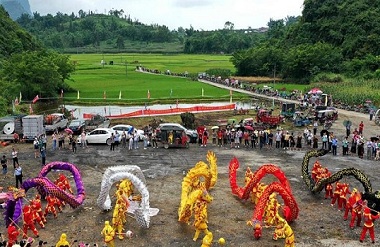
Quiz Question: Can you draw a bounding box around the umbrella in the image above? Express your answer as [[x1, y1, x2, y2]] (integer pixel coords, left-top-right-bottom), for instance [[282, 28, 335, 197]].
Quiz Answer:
[[244, 126, 254, 131], [343, 120, 352, 127], [64, 128, 73, 134], [308, 88, 323, 94], [371, 136, 379, 142], [211, 126, 219, 130], [320, 129, 329, 137]]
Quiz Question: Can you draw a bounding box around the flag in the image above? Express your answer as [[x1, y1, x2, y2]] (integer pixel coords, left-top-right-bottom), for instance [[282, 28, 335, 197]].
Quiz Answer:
[[19, 92, 22, 103], [32, 95, 39, 104], [201, 88, 204, 97], [77, 91, 80, 99], [119, 91, 122, 99], [103, 91, 106, 100], [147, 90, 151, 99], [60, 89, 64, 98], [29, 104, 33, 114]]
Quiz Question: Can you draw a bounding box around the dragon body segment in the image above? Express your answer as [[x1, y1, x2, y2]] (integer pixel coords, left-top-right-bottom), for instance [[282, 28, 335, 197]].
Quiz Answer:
[[96, 165, 158, 228], [229, 157, 298, 240], [5, 161, 85, 227], [301, 149, 380, 215], [229, 157, 292, 200]]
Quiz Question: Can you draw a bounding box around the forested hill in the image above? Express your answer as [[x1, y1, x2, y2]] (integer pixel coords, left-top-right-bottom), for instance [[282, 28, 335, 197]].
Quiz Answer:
[[16, 9, 268, 54], [230, 0, 380, 81], [0, 5, 40, 59]]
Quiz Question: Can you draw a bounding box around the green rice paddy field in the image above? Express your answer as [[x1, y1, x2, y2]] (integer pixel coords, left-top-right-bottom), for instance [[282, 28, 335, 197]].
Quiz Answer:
[[67, 53, 248, 104]]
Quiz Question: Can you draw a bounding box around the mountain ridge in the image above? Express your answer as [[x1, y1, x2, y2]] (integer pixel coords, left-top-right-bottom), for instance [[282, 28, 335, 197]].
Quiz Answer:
[[0, 0, 31, 19]]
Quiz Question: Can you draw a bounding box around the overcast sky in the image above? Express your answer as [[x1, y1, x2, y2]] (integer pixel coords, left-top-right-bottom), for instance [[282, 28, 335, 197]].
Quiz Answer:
[[29, 0, 304, 30]]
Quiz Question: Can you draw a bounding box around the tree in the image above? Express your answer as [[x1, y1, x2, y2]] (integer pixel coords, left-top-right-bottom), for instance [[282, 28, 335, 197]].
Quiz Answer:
[[0, 50, 75, 100]]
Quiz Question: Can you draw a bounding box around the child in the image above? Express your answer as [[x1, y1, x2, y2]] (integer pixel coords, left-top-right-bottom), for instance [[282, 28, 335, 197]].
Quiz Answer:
[[72, 137, 77, 153]]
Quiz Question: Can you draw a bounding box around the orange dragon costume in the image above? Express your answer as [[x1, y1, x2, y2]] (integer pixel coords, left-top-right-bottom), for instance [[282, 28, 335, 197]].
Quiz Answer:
[[229, 158, 298, 240]]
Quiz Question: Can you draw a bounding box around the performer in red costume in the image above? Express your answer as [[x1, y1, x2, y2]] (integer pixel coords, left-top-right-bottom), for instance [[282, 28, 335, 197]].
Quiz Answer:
[[325, 183, 333, 199], [44, 195, 58, 218], [360, 200, 380, 243], [22, 205, 39, 238], [331, 182, 341, 207], [338, 183, 350, 210], [350, 198, 363, 229], [59, 173, 73, 193], [30, 194, 46, 224], [7, 222, 20, 247]]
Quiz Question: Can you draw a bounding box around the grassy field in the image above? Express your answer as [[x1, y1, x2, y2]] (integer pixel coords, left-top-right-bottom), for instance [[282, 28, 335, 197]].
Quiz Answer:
[[66, 53, 247, 104]]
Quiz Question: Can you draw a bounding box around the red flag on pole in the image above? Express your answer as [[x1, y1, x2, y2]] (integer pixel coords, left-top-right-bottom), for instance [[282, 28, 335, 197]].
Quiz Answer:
[[32, 95, 39, 104], [147, 90, 151, 99]]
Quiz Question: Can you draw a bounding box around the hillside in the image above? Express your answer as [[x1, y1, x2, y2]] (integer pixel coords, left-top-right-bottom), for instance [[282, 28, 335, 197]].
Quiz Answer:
[[0, 5, 40, 59]]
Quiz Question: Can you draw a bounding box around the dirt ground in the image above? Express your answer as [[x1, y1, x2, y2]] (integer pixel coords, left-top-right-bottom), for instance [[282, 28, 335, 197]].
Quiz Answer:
[[0, 108, 379, 247]]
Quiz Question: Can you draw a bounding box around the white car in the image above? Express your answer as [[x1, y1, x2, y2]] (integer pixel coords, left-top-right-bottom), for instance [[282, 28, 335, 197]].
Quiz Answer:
[[110, 124, 144, 140], [85, 128, 115, 145]]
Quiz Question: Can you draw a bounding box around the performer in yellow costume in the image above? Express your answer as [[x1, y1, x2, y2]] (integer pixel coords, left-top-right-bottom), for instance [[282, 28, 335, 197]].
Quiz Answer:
[[201, 231, 213, 247], [274, 218, 295, 246], [193, 199, 210, 241], [55, 233, 70, 247], [112, 199, 127, 240], [101, 221, 115, 247]]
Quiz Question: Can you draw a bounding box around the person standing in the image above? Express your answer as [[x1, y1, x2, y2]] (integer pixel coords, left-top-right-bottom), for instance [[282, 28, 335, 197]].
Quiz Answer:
[[151, 130, 158, 148], [128, 134, 134, 150], [313, 120, 318, 136], [81, 131, 87, 148], [296, 133, 302, 150], [11, 147, 19, 169], [342, 137, 349, 155], [369, 108, 375, 121], [110, 133, 115, 151], [346, 123, 351, 138], [331, 137, 338, 155], [14, 163, 22, 188], [72, 136, 77, 153], [33, 137, 39, 158], [40, 147, 46, 166], [366, 139, 373, 160], [359, 121, 364, 135], [51, 133, 57, 151], [121, 131, 127, 148], [1, 155, 7, 178]]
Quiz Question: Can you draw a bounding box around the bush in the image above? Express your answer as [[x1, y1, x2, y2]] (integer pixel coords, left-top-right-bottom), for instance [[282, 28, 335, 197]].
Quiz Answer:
[[180, 112, 195, 129]]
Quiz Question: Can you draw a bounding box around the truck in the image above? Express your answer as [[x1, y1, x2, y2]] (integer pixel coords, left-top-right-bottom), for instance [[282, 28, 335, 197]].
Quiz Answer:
[[44, 113, 69, 133], [256, 109, 284, 128], [0, 115, 24, 141], [84, 114, 110, 131], [22, 115, 45, 141]]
